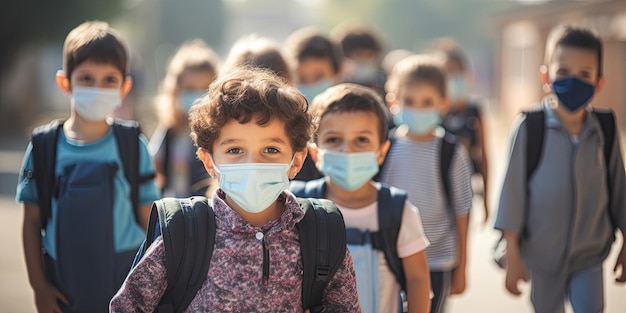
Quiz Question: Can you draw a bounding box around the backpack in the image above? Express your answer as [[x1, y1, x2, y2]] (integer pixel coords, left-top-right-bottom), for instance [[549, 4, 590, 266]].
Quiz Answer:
[[134, 196, 347, 313], [30, 119, 153, 229], [493, 108, 616, 268], [289, 178, 408, 292], [376, 130, 458, 229]]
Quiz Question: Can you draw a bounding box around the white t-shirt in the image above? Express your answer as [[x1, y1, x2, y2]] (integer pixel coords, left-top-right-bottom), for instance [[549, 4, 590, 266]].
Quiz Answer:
[[337, 199, 430, 313]]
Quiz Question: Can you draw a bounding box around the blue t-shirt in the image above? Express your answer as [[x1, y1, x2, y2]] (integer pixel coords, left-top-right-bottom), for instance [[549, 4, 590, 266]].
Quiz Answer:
[[16, 126, 160, 259]]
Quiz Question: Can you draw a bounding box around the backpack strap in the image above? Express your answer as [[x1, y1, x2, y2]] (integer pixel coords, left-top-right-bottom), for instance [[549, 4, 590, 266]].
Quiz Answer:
[[289, 177, 326, 198], [523, 109, 546, 181], [440, 132, 457, 228], [112, 120, 155, 224], [592, 109, 616, 229], [143, 197, 215, 313], [31, 119, 64, 229], [297, 198, 347, 313], [372, 184, 407, 291], [162, 128, 173, 193]]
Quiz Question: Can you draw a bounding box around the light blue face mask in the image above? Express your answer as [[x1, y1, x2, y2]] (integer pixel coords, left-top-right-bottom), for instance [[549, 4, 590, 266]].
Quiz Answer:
[[319, 150, 379, 191], [210, 156, 294, 214], [179, 90, 206, 112], [297, 79, 333, 104], [393, 107, 441, 135], [447, 75, 467, 103]]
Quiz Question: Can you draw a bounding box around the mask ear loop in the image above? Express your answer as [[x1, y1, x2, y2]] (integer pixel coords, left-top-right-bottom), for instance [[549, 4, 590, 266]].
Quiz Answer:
[[208, 154, 221, 175]]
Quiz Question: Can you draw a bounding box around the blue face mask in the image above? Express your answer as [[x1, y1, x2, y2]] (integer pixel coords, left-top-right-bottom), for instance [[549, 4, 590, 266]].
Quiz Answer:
[[393, 107, 441, 135], [551, 76, 595, 112], [210, 156, 294, 214], [297, 79, 333, 104], [319, 150, 379, 191], [447, 75, 467, 103], [179, 90, 206, 112]]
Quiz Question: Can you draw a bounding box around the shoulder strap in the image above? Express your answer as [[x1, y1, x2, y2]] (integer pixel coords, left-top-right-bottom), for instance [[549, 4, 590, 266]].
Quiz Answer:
[[592, 109, 616, 227], [297, 198, 347, 313], [162, 128, 173, 192], [289, 177, 326, 198], [440, 132, 457, 227], [374, 184, 407, 291], [523, 110, 546, 181], [31, 119, 64, 229], [112, 120, 154, 224], [150, 196, 215, 313]]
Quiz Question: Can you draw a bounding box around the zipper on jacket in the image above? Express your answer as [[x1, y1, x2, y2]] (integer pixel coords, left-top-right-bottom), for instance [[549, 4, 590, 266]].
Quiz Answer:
[[262, 236, 270, 285]]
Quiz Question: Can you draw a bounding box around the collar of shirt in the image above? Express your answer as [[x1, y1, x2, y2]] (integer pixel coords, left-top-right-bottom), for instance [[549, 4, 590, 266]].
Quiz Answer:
[[542, 96, 602, 141]]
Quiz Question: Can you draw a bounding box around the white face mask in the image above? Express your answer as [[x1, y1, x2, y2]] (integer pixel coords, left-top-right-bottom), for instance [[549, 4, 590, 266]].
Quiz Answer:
[[71, 86, 121, 121], [210, 156, 295, 214]]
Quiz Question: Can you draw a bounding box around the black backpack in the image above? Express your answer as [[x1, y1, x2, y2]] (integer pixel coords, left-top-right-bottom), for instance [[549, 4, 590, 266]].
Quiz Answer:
[[30, 119, 153, 229], [376, 130, 458, 229], [493, 109, 616, 268], [134, 196, 347, 313], [290, 178, 409, 292]]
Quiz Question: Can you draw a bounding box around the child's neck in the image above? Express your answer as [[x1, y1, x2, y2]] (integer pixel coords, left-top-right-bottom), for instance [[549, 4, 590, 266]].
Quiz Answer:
[[64, 115, 110, 142], [405, 129, 437, 142], [227, 197, 285, 228], [324, 179, 378, 209], [553, 103, 587, 138]]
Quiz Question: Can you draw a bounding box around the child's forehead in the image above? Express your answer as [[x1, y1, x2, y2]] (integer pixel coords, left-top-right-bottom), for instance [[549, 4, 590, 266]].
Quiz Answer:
[[400, 81, 442, 96], [549, 45, 598, 68], [217, 117, 290, 142], [73, 60, 124, 76], [319, 110, 381, 132]]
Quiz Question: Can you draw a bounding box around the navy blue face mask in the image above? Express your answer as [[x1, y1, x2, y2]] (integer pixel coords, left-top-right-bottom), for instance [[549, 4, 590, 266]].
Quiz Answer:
[[551, 76, 595, 112]]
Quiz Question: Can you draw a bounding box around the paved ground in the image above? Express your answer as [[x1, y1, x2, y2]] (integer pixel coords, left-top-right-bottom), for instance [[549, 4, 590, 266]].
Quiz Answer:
[[0, 110, 624, 312]]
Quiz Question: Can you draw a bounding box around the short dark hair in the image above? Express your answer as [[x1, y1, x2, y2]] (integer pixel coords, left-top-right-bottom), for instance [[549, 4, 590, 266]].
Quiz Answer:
[[430, 37, 469, 72], [223, 35, 292, 83], [333, 22, 383, 57], [190, 67, 312, 153], [63, 21, 129, 81], [310, 83, 388, 144], [284, 27, 343, 74], [386, 54, 447, 98], [545, 25, 603, 78]]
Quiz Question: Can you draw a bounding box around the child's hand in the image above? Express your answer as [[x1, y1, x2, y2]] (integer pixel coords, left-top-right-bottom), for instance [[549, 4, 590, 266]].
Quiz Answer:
[[614, 241, 626, 283], [33, 282, 68, 313], [504, 251, 528, 296], [449, 266, 466, 295]]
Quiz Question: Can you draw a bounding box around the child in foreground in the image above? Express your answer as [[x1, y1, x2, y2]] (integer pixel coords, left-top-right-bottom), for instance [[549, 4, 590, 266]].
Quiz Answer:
[[110, 68, 360, 312]]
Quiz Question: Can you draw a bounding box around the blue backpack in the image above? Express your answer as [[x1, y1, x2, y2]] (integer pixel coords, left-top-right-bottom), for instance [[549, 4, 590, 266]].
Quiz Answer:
[[290, 178, 408, 293], [30, 119, 153, 312]]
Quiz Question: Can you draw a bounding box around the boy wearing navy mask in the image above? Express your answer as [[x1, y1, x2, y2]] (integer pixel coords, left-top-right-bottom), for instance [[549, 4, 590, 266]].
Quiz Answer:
[[495, 25, 626, 313]]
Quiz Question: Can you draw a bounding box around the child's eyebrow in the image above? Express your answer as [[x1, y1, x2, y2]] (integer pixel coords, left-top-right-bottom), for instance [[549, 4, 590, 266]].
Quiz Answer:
[[265, 137, 288, 145], [218, 138, 240, 146]]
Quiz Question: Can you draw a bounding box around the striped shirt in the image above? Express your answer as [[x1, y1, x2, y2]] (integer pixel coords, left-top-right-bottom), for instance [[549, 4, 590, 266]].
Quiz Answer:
[[380, 135, 473, 270]]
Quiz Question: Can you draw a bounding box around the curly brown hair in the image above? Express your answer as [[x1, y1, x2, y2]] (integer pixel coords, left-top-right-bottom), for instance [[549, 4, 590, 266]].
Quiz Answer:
[[189, 67, 312, 154]]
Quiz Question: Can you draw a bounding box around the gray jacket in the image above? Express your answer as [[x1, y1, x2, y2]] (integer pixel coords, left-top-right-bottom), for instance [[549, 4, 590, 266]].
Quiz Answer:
[[495, 100, 626, 273]]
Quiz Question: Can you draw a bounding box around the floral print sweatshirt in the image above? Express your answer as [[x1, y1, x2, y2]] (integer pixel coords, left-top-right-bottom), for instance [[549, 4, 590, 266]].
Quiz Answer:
[[110, 189, 360, 312]]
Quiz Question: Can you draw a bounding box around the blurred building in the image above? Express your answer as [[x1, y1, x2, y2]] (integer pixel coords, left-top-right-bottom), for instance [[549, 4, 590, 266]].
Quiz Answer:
[[494, 0, 626, 126]]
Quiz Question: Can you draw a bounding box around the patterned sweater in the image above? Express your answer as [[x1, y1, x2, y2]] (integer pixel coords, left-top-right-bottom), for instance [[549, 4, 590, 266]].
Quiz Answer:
[[110, 190, 360, 312]]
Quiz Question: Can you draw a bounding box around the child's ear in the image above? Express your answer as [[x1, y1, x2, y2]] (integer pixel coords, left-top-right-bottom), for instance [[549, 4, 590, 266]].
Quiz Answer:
[[197, 148, 217, 178], [55, 70, 71, 95], [440, 96, 450, 115], [307, 143, 318, 163], [539, 65, 551, 93], [595, 76, 605, 94], [385, 92, 397, 107], [377, 139, 391, 165], [120, 76, 133, 99], [288, 148, 308, 179]]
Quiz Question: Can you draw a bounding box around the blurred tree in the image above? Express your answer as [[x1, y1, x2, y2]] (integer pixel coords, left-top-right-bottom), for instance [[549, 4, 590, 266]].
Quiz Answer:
[[0, 0, 124, 74]]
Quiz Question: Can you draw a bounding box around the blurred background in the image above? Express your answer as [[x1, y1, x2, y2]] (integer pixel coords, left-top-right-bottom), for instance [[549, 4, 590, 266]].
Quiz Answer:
[[1, 0, 626, 311]]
